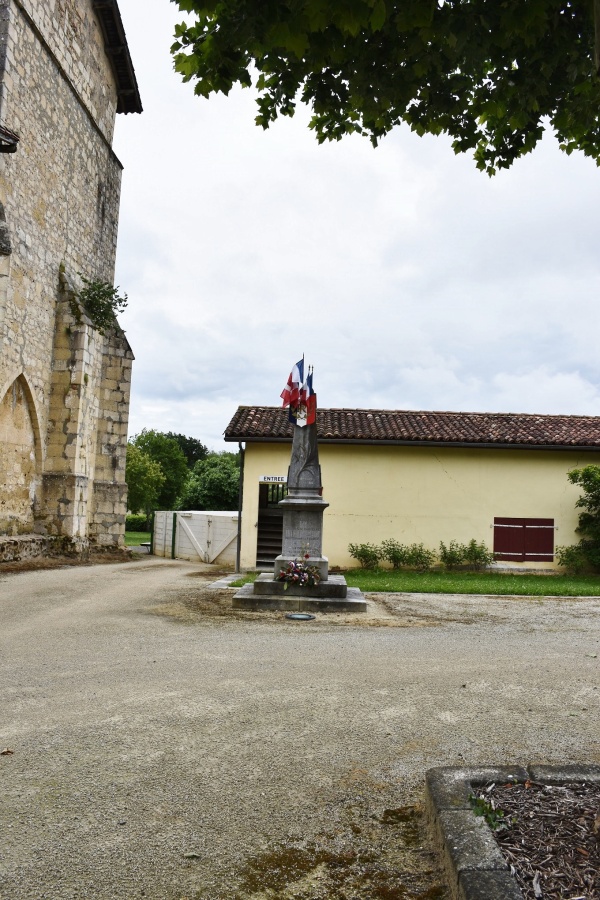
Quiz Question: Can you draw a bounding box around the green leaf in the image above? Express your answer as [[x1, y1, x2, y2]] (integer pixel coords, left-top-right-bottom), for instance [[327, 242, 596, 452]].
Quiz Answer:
[[370, 0, 386, 31]]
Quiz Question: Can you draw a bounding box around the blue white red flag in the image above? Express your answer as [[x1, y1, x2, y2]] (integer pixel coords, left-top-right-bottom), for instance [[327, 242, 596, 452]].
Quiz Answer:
[[280, 358, 304, 410], [281, 360, 317, 427], [305, 368, 317, 426]]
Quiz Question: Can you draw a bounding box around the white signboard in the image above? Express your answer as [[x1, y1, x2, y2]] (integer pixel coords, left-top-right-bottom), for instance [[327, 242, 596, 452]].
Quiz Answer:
[[259, 475, 287, 483]]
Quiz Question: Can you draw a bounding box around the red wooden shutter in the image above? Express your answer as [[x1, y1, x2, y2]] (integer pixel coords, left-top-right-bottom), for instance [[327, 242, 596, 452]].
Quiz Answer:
[[493, 518, 554, 562]]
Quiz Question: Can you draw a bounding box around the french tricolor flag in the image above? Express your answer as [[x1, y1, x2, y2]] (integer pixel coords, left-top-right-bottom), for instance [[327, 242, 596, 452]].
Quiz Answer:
[[305, 367, 316, 426], [281, 359, 316, 427], [280, 358, 304, 411]]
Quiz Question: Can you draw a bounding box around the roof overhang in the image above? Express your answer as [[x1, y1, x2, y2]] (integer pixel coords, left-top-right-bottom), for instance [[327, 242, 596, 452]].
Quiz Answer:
[[225, 435, 600, 452], [91, 0, 142, 114], [0, 125, 19, 153]]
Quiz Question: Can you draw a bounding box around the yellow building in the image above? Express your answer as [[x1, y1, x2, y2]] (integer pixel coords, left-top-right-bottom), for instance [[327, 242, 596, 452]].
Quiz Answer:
[[224, 407, 600, 571]]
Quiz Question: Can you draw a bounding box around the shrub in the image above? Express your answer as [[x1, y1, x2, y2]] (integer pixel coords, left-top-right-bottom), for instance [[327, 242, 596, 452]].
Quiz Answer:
[[126, 514, 148, 532], [348, 542, 381, 569], [439, 539, 493, 571], [556, 543, 592, 574], [463, 539, 494, 570], [380, 539, 435, 571], [438, 540, 466, 570], [379, 539, 410, 569], [406, 543, 437, 571]]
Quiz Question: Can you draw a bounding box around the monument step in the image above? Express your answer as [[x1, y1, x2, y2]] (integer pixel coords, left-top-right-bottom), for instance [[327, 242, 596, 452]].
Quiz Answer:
[[233, 582, 367, 613], [253, 573, 347, 599]]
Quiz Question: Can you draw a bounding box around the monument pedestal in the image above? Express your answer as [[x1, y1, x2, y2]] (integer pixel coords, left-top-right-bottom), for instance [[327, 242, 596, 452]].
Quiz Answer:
[[233, 416, 367, 613], [276, 494, 330, 579], [232, 574, 367, 612]]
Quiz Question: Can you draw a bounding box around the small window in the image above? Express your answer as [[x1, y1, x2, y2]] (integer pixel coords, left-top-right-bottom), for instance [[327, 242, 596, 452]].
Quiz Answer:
[[493, 517, 554, 562]]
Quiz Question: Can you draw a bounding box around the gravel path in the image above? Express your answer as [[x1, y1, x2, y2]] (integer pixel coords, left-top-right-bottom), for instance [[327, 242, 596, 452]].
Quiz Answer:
[[1, 556, 599, 899]]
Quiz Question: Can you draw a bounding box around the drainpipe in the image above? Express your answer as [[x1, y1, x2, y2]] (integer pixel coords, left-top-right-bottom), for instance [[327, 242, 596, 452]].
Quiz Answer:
[[236, 442, 245, 573]]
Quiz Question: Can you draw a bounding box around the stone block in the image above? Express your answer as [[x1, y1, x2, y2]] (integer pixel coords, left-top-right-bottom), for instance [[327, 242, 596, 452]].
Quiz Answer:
[[436, 810, 507, 875], [458, 871, 522, 900], [298, 595, 368, 612], [253, 572, 346, 598], [425, 767, 528, 817], [232, 594, 303, 612], [528, 764, 600, 784], [280, 502, 328, 559]]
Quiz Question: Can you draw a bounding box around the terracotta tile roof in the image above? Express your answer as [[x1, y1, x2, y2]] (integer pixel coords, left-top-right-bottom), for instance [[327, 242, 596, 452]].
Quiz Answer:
[[224, 406, 600, 449]]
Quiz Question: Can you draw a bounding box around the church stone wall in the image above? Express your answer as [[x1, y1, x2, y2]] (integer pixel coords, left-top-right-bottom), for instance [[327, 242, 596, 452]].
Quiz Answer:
[[0, 0, 138, 552]]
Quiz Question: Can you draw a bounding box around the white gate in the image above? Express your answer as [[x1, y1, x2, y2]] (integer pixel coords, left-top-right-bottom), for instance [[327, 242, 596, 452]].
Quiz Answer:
[[152, 511, 238, 565]]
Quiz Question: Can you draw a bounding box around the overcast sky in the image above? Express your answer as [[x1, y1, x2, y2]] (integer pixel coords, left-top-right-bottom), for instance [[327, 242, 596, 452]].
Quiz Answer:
[[113, 0, 600, 451]]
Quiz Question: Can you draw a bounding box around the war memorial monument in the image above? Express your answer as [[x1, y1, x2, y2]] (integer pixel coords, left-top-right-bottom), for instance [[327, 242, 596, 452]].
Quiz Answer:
[[233, 361, 367, 612]]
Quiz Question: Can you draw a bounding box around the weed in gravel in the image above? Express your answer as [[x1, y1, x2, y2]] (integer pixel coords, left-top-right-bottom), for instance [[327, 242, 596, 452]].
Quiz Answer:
[[469, 794, 509, 832]]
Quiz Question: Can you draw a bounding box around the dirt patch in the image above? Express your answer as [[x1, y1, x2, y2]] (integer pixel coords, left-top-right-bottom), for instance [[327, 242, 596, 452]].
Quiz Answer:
[[232, 805, 449, 899], [144, 583, 461, 629], [143, 584, 600, 633], [0, 551, 139, 576]]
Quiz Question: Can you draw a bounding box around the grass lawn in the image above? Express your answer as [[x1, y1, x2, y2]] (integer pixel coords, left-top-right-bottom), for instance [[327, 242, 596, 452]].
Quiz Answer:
[[344, 567, 600, 597], [229, 572, 259, 588], [125, 531, 151, 547]]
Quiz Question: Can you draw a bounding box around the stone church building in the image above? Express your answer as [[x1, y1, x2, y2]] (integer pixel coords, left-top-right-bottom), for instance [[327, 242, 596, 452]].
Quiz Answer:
[[0, 0, 141, 560]]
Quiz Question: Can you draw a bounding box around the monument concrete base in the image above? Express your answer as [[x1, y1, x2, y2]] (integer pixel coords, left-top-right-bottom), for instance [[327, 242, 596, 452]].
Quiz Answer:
[[233, 574, 367, 612]]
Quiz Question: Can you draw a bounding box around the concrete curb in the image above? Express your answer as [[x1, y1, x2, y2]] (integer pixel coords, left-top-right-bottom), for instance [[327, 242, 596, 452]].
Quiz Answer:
[[208, 573, 241, 589], [425, 764, 600, 900]]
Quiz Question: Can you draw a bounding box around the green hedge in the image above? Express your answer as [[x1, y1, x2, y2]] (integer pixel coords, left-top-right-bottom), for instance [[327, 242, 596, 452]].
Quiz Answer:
[[126, 514, 149, 532]]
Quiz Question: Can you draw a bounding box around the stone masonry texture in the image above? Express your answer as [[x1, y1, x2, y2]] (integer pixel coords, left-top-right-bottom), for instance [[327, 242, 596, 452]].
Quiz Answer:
[[0, 0, 139, 551]]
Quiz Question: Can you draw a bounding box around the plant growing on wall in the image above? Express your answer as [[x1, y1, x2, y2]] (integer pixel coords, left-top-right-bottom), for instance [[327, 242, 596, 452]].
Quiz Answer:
[[75, 275, 128, 334]]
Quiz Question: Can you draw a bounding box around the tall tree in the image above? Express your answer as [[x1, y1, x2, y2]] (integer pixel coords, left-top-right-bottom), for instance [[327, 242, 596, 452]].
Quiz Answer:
[[163, 432, 209, 469], [179, 453, 240, 511], [125, 445, 166, 517], [171, 0, 600, 173], [130, 430, 190, 510], [567, 465, 600, 570]]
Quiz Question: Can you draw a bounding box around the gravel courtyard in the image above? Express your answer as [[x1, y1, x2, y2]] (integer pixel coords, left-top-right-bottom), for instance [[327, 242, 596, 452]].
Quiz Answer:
[[1, 556, 599, 899]]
